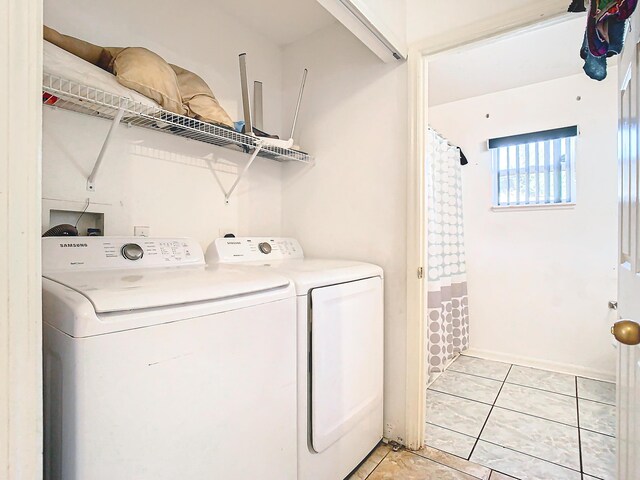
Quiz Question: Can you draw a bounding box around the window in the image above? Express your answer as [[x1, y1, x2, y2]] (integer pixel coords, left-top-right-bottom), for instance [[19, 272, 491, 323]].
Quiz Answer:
[[489, 126, 577, 207]]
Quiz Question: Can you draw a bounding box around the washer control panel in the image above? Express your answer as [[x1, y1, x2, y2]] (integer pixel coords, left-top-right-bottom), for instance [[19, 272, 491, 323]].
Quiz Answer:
[[43, 237, 204, 272], [208, 237, 303, 263]]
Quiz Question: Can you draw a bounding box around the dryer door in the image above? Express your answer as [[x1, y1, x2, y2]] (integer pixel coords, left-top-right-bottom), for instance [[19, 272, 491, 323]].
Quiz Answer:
[[310, 276, 383, 453]]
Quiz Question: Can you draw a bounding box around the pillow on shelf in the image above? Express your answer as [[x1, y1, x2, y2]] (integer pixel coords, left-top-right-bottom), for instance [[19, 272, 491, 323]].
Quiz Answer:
[[44, 25, 113, 69], [43, 27, 230, 124], [170, 64, 234, 129], [101, 47, 124, 72], [111, 47, 186, 115]]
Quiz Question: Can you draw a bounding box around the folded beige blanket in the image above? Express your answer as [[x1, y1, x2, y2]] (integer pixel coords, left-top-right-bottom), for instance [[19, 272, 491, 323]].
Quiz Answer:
[[44, 26, 234, 128]]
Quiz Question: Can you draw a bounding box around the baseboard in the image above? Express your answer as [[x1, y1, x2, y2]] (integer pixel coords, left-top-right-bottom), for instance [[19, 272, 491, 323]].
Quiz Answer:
[[463, 348, 616, 383]]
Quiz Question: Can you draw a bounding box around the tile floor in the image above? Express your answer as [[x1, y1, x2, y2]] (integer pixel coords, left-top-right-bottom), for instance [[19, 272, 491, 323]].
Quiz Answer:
[[348, 443, 513, 480], [348, 354, 616, 480], [427, 355, 616, 480]]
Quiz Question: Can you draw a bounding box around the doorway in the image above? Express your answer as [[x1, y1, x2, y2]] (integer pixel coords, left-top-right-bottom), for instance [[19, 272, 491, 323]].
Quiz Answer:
[[412, 11, 620, 480]]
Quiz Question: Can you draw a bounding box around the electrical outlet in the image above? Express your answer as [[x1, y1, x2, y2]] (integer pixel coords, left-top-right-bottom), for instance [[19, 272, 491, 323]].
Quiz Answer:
[[134, 226, 150, 237]]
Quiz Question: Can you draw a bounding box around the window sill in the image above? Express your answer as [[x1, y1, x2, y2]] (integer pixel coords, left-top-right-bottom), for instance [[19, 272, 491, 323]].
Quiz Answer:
[[491, 202, 576, 212]]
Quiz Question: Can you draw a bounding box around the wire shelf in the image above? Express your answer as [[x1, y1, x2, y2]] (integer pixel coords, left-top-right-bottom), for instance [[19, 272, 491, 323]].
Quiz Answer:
[[42, 73, 313, 164]]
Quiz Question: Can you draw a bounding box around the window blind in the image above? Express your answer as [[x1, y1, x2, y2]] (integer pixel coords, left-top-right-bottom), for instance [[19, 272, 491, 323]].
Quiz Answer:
[[488, 126, 578, 150], [490, 127, 577, 207]]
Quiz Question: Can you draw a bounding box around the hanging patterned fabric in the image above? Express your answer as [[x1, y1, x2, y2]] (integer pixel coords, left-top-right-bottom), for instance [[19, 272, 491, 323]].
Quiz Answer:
[[576, 0, 638, 80], [425, 128, 470, 383]]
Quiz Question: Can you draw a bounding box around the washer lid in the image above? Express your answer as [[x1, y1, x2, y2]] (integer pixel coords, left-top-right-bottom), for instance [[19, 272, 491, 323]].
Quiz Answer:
[[44, 265, 290, 313], [236, 259, 383, 294]]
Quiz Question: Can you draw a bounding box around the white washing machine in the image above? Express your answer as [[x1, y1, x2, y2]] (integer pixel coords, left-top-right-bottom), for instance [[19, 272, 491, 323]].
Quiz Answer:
[[42, 236, 297, 480], [207, 237, 384, 480]]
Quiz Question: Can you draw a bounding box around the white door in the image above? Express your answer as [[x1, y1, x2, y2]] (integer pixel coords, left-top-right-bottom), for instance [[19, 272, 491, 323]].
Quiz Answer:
[[616, 12, 640, 480]]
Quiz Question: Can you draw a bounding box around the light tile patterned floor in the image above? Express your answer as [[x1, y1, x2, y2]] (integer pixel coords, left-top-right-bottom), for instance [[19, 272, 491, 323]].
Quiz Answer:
[[427, 355, 616, 480], [347, 355, 616, 480], [347, 443, 506, 480]]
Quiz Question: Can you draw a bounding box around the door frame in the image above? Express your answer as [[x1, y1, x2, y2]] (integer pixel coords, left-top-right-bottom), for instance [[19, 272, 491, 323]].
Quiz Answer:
[[0, 0, 44, 477], [404, 1, 574, 450]]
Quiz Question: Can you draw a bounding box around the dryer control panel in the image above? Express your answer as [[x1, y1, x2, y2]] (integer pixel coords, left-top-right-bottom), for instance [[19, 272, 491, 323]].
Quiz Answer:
[[42, 237, 204, 272], [208, 237, 303, 263]]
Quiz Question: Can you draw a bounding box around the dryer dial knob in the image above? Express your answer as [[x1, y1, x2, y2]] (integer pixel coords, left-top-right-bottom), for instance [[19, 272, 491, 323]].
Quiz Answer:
[[121, 243, 144, 261], [259, 242, 272, 254]]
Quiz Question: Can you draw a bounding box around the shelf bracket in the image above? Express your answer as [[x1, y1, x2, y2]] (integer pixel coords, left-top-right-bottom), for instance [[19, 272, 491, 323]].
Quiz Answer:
[[223, 141, 263, 203], [87, 108, 125, 192]]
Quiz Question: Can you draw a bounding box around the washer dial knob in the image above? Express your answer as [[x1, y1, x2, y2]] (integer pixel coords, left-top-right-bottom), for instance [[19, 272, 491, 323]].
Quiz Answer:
[[258, 242, 272, 254], [121, 243, 144, 261]]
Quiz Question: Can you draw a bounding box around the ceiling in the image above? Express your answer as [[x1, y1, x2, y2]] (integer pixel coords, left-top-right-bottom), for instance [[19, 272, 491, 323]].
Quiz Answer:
[[407, 0, 552, 44], [210, 0, 337, 47], [428, 16, 588, 106]]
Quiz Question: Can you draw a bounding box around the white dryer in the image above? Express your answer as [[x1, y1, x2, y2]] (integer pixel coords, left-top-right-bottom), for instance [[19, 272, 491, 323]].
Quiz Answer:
[[42, 237, 297, 480], [207, 237, 384, 480]]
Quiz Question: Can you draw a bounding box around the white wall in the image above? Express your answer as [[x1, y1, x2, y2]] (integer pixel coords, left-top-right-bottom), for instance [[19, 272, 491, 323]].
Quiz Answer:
[[429, 72, 619, 380], [211, 0, 337, 47], [281, 23, 409, 442], [42, 109, 283, 246], [43, 0, 286, 248], [428, 16, 585, 106]]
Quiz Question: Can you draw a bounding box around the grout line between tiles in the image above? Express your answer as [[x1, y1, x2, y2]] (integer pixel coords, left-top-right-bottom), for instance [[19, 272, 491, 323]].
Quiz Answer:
[[447, 367, 585, 400], [576, 376, 615, 385], [429, 386, 581, 429], [446, 367, 508, 383], [503, 380, 577, 399], [467, 364, 514, 462], [458, 357, 615, 390], [428, 377, 589, 448], [434, 367, 504, 384], [425, 421, 478, 440], [579, 426, 615, 439], [428, 387, 496, 406], [576, 377, 585, 476], [362, 443, 392, 480], [490, 405, 577, 429], [490, 468, 520, 480], [405, 449, 489, 480], [479, 438, 583, 475], [576, 396, 616, 407], [581, 472, 605, 480]]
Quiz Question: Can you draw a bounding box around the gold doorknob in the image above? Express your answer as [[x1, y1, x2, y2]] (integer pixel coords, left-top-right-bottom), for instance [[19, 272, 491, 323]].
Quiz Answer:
[[611, 320, 640, 346]]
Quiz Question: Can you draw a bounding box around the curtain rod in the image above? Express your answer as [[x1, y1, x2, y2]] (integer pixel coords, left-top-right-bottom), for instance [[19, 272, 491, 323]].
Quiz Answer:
[[428, 126, 459, 150]]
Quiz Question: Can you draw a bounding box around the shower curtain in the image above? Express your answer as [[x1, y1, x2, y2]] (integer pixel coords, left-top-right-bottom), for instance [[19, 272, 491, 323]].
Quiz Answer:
[[425, 128, 470, 383]]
